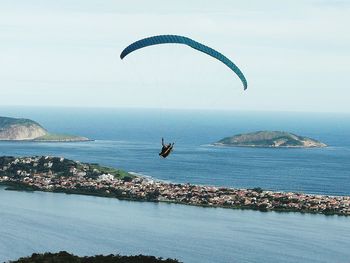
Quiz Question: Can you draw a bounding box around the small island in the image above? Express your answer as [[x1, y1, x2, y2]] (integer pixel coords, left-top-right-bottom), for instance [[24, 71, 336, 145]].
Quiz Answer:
[[0, 116, 90, 142], [215, 131, 326, 148]]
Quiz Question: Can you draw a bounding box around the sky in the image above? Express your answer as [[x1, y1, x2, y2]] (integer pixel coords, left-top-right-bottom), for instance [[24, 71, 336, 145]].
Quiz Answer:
[[0, 0, 349, 112]]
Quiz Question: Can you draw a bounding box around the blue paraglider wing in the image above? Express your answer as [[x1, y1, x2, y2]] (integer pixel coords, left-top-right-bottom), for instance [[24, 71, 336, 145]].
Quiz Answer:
[[120, 35, 247, 90]]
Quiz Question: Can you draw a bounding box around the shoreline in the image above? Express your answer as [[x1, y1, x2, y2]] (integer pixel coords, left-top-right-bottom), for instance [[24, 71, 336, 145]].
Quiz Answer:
[[212, 143, 327, 148], [0, 156, 349, 216], [1, 182, 346, 217], [9, 251, 180, 263]]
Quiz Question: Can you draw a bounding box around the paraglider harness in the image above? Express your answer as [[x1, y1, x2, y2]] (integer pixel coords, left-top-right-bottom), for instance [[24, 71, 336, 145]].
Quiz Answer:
[[159, 138, 174, 158]]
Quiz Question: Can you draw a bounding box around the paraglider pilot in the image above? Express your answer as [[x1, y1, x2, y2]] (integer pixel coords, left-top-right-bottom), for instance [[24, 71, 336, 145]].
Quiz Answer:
[[159, 138, 174, 158]]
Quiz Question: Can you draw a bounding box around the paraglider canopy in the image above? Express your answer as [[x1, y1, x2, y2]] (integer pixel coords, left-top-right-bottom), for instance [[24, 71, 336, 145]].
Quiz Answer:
[[120, 35, 248, 90]]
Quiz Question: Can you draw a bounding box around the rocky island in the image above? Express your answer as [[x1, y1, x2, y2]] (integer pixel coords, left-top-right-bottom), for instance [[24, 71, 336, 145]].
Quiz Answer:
[[1, 156, 349, 216], [0, 116, 90, 142], [215, 131, 326, 148]]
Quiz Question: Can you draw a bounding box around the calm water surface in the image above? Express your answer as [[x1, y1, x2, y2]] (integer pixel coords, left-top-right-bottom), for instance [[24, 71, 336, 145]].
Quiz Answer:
[[0, 107, 350, 262], [1, 186, 350, 263]]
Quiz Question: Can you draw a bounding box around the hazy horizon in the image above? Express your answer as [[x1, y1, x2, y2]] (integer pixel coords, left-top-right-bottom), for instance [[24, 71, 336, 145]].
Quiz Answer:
[[2, 104, 350, 114], [1, 0, 349, 113]]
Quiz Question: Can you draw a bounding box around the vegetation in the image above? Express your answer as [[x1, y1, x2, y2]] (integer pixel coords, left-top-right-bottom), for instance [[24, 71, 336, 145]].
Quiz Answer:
[[34, 133, 89, 141], [250, 187, 263, 193], [9, 251, 181, 263], [0, 156, 134, 180], [1, 181, 39, 191], [87, 164, 131, 179], [0, 116, 43, 129], [216, 131, 326, 148]]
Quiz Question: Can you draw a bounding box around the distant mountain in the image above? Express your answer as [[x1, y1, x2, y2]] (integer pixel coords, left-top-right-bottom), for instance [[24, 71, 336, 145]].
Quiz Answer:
[[0, 116, 90, 142], [215, 131, 326, 148]]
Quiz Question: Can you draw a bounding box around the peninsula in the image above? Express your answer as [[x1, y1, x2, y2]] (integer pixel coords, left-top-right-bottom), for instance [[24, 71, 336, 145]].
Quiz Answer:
[[0, 116, 90, 142], [215, 131, 326, 148], [1, 156, 349, 216]]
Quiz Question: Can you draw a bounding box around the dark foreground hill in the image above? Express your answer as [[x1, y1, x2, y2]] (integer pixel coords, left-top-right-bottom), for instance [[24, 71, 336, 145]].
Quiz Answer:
[[215, 131, 326, 148], [9, 251, 181, 263]]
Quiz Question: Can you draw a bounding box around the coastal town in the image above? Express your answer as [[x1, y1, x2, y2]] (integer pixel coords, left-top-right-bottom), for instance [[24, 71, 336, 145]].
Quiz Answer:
[[1, 156, 349, 216]]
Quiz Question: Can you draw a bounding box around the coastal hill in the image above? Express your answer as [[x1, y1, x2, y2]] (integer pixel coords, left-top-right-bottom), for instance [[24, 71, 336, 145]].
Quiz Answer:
[[0, 116, 89, 142], [215, 131, 326, 148]]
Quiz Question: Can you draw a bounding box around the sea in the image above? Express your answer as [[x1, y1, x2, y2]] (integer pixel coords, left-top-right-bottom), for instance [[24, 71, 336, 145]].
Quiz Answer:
[[0, 107, 350, 262]]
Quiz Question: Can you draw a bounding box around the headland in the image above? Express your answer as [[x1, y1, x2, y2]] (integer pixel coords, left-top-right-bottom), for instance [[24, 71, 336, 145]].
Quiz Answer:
[[0, 116, 90, 142]]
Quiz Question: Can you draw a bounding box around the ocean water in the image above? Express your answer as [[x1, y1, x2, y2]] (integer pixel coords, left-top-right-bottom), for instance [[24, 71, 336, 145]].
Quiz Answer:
[[0, 107, 350, 262], [1, 107, 350, 195]]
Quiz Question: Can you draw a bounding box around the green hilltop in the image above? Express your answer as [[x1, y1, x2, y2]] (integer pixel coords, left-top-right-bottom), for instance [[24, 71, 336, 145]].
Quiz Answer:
[[0, 117, 43, 129], [215, 131, 326, 148]]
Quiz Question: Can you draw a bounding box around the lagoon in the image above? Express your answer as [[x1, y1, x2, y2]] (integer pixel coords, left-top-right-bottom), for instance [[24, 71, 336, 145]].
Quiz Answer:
[[1, 186, 350, 263]]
